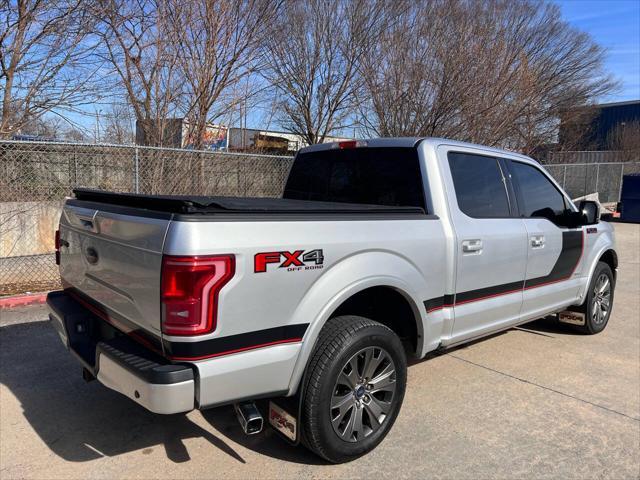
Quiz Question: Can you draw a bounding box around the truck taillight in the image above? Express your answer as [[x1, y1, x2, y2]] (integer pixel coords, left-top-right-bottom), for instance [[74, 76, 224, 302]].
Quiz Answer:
[[160, 255, 235, 336], [55, 229, 60, 265]]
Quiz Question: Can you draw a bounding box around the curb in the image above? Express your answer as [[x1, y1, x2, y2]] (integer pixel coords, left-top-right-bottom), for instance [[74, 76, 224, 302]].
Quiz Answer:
[[0, 292, 48, 309]]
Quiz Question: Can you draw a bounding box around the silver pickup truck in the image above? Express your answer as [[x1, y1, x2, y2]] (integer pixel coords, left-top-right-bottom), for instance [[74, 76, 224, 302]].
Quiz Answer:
[[47, 137, 617, 462]]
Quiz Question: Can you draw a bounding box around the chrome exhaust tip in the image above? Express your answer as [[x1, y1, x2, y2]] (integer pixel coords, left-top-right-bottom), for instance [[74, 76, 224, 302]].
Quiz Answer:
[[234, 402, 263, 435]]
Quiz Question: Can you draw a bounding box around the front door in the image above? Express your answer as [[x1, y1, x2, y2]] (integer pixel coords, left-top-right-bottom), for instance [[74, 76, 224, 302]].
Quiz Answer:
[[505, 160, 585, 321], [441, 148, 528, 343]]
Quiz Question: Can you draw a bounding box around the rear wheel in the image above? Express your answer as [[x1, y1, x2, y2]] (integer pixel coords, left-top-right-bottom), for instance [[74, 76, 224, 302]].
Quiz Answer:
[[301, 315, 407, 463], [574, 261, 615, 334]]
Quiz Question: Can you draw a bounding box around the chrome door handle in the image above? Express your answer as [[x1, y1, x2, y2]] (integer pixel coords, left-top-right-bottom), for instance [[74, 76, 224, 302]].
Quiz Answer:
[[462, 239, 483, 253], [531, 235, 545, 248]]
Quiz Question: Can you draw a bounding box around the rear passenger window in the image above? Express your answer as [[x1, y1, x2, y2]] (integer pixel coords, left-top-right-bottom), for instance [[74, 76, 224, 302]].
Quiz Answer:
[[509, 161, 567, 221], [448, 152, 510, 218]]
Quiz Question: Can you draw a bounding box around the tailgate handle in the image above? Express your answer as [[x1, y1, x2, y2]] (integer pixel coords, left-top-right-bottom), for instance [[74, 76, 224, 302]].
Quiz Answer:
[[80, 219, 94, 230], [76, 213, 99, 233]]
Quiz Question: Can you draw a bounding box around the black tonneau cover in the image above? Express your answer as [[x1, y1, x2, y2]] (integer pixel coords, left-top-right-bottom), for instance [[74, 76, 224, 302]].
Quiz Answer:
[[72, 188, 425, 215]]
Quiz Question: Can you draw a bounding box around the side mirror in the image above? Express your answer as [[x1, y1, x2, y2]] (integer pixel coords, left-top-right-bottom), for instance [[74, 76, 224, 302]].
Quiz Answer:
[[578, 200, 599, 225]]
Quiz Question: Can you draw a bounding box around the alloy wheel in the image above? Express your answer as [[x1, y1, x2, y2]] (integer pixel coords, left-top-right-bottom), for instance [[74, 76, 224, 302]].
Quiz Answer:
[[330, 346, 397, 442], [591, 272, 611, 325]]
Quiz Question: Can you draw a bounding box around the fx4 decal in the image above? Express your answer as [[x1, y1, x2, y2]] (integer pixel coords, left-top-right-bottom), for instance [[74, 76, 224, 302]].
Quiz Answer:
[[268, 401, 297, 441], [254, 249, 324, 273]]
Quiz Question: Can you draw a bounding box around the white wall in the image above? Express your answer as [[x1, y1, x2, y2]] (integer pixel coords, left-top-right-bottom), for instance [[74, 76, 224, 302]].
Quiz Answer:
[[0, 201, 61, 257]]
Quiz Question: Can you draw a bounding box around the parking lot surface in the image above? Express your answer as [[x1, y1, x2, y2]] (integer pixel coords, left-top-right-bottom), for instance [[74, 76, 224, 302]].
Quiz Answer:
[[1, 223, 638, 479]]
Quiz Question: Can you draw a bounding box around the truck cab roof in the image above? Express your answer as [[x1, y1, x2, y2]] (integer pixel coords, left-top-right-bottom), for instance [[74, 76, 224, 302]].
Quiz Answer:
[[300, 137, 537, 164]]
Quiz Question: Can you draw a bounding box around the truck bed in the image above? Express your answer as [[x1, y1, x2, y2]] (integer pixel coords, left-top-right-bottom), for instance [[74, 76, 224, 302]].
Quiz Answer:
[[72, 189, 426, 216]]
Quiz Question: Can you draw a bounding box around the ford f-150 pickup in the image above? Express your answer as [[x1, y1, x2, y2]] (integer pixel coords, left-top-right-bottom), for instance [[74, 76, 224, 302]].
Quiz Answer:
[[47, 137, 617, 462]]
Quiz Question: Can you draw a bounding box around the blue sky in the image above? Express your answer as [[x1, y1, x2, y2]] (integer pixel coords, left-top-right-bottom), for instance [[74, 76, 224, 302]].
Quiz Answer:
[[555, 0, 640, 101]]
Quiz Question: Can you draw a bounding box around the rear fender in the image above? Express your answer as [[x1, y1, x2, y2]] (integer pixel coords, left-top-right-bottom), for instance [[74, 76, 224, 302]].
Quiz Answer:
[[286, 250, 428, 394]]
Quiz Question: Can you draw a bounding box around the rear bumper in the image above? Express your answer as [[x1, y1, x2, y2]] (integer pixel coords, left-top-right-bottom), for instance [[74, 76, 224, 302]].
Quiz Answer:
[[96, 354, 194, 414], [47, 290, 195, 414]]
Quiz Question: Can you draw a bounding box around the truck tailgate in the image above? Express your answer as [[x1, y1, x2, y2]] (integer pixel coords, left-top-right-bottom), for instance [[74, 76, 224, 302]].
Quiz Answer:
[[58, 203, 170, 336]]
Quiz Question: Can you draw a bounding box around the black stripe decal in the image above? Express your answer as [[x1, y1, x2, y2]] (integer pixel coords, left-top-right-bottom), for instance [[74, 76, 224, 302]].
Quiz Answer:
[[424, 295, 454, 312], [163, 323, 310, 360], [424, 230, 583, 311], [524, 230, 583, 288], [455, 280, 524, 304]]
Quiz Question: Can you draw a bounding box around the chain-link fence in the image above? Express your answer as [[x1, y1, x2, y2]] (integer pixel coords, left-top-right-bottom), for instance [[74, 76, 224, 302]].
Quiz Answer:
[[0, 140, 294, 200], [0, 140, 294, 295], [542, 150, 640, 203], [544, 162, 640, 203], [1, 140, 639, 296]]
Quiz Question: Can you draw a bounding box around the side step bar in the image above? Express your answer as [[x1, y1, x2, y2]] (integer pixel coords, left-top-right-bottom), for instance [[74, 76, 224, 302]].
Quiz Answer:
[[234, 402, 264, 435]]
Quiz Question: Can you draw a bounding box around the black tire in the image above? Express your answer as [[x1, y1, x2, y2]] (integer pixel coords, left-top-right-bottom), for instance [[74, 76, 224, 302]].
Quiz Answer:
[[574, 261, 615, 334], [301, 315, 407, 463]]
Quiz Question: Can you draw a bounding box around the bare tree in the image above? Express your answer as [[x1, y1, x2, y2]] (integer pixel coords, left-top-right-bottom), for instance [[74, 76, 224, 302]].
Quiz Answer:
[[165, 0, 277, 150], [356, 1, 448, 138], [262, 0, 388, 145], [358, 0, 615, 154], [94, 0, 181, 146], [557, 104, 598, 151], [63, 124, 88, 142], [16, 114, 65, 138], [0, 0, 98, 138], [101, 102, 135, 144]]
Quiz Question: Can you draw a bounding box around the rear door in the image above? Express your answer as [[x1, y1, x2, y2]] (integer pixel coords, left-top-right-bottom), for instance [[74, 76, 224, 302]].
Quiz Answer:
[[59, 202, 170, 336], [440, 147, 528, 343], [505, 160, 584, 320]]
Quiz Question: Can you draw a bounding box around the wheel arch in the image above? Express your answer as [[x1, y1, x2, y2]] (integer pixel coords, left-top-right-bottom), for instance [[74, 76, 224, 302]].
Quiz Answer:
[[579, 245, 618, 304], [331, 286, 422, 353], [286, 251, 428, 394], [599, 249, 618, 276]]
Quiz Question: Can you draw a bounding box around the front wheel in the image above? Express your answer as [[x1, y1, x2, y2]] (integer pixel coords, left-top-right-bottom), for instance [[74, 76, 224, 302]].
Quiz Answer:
[[575, 261, 615, 334], [301, 315, 407, 463]]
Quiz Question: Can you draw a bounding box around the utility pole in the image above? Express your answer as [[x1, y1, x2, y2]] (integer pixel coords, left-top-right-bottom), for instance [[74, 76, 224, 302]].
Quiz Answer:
[[243, 98, 248, 149], [94, 108, 102, 143]]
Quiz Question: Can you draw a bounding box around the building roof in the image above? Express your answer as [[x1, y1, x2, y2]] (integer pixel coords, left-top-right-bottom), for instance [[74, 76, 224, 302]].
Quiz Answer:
[[594, 100, 639, 108], [227, 126, 348, 142]]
